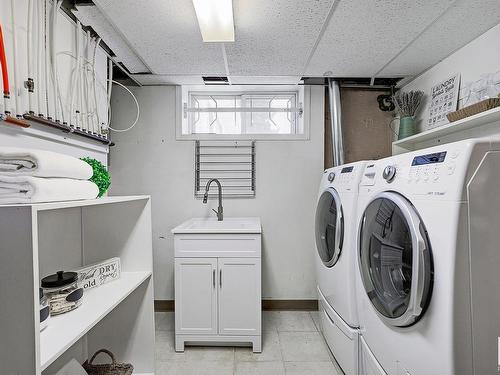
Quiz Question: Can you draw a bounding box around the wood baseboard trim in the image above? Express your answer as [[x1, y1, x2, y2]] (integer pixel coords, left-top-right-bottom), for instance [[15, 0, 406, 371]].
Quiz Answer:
[[262, 299, 318, 311], [155, 300, 174, 312], [154, 299, 318, 312]]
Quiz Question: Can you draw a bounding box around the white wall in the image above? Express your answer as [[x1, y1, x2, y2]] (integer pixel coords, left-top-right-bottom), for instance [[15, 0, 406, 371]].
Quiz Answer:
[[109, 85, 325, 300], [402, 23, 500, 132]]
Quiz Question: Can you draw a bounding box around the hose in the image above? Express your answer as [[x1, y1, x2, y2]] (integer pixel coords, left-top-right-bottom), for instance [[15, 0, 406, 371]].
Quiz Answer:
[[91, 37, 101, 133], [27, 0, 34, 114], [69, 22, 81, 127], [44, 0, 51, 118], [10, 0, 21, 117], [107, 80, 139, 133], [37, 0, 43, 116], [0, 23, 11, 116]]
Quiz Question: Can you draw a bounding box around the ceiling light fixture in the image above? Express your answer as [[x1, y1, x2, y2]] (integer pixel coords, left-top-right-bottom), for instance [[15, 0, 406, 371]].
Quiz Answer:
[[192, 0, 235, 42]]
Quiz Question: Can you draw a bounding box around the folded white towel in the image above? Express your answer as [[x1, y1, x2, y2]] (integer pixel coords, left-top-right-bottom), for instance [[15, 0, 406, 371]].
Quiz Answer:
[[0, 176, 99, 204], [0, 147, 93, 179]]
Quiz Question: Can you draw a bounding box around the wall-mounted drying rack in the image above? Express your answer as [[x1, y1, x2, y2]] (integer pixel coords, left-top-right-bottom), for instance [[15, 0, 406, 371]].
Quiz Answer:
[[195, 140, 256, 198], [22, 114, 114, 146]]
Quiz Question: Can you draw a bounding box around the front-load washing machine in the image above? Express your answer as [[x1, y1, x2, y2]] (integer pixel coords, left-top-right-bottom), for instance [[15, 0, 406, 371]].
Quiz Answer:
[[354, 138, 500, 375], [315, 160, 370, 375]]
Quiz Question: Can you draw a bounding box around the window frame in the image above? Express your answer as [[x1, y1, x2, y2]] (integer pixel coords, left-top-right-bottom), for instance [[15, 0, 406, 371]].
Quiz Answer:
[[176, 85, 310, 141]]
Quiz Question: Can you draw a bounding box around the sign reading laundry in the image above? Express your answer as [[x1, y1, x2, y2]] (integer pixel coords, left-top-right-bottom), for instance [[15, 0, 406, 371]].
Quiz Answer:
[[427, 73, 460, 130], [74, 257, 121, 290]]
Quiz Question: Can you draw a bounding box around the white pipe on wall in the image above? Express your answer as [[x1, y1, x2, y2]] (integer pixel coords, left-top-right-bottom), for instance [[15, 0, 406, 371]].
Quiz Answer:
[[78, 22, 85, 131], [37, 0, 44, 116], [27, 0, 34, 114], [51, 0, 58, 121], [92, 37, 102, 133], [70, 21, 81, 128], [44, 0, 51, 119], [10, 0, 21, 117]]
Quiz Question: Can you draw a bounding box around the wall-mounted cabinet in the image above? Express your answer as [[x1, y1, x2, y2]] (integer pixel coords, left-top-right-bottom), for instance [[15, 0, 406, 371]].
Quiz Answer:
[[0, 196, 154, 375]]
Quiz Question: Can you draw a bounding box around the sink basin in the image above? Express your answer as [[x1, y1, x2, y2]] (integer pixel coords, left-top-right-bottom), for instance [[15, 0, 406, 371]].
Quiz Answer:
[[172, 217, 261, 234]]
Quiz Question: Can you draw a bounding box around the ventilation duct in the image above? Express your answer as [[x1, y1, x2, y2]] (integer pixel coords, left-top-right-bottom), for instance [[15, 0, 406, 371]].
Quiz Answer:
[[328, 79, 344, 166]]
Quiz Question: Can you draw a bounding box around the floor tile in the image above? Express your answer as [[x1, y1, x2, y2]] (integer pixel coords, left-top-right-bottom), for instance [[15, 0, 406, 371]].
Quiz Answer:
[[155, 312, 175, 331], [310, 311, 321, 332], [156, 360, 234, 375], [155, 331, 185, 362], [183, 346, 235, 362], [275, 311, 318, 332], [235, 361, 285, 375], [262, 311, 280, 331], [279, 332, 331, 362], [284, 361, 340, 375], [235, 330, 282, 362]]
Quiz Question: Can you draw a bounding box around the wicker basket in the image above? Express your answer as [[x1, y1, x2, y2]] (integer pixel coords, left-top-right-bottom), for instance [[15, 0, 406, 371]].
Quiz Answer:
[[82, 349, 133, 375], [447, 97, 500, 122]]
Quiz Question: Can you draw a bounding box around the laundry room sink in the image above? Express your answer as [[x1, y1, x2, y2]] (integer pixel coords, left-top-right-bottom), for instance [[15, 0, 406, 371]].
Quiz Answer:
[[172, 217, 261, 234]]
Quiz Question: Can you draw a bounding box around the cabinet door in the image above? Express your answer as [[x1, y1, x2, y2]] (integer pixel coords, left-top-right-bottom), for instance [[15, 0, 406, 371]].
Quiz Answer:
[[218, 258, 261, 336], [175, 258, 217, 335]]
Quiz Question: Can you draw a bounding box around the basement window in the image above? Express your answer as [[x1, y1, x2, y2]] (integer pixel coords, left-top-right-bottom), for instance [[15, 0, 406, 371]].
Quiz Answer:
[[178, 85, 308, 140]]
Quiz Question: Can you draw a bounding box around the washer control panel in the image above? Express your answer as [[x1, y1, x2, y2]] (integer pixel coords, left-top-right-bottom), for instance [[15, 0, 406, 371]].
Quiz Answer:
[[408, 150, 458, 183]]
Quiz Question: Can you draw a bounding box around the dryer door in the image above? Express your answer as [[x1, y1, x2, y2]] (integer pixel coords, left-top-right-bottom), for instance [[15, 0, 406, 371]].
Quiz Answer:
[[315, 188, 344, 268], [358, 191, 433, 327]]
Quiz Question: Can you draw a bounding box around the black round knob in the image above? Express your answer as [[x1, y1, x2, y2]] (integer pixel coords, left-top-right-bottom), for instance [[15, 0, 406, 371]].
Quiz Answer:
[[382, 166, 397, 182]]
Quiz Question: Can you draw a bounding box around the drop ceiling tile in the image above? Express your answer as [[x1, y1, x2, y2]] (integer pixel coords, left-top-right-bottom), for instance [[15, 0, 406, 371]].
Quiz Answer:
[[230, 76, 302, 85], [225, 0, 335, 76], [93, 0, 226, 75], [132, 75, 204, 85], [73, 5, 149, 73], [305, 0, 455, 77], [379, 0, 500, 76]]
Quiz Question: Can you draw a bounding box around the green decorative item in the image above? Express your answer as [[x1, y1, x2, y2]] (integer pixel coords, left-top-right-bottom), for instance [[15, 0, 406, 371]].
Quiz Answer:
[[81, 157, 111, 197], [392, 90, 424, 140], [398, 116, 417, 140]]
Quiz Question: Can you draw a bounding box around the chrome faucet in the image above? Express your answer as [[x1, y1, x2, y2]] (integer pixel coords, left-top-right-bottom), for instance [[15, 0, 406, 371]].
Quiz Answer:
[[203, 178, 223, 221]]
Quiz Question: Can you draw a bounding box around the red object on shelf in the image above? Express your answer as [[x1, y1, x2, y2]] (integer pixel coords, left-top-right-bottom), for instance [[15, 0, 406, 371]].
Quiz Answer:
[[0, 23, 10, 98]]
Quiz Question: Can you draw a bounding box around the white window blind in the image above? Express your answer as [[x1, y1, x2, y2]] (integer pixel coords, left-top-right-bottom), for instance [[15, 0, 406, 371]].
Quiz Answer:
[[195, 141, 255, 198]]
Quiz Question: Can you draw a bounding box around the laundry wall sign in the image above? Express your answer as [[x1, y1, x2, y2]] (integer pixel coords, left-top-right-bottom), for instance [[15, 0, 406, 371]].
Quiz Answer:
[[427, 74, 460, 129]]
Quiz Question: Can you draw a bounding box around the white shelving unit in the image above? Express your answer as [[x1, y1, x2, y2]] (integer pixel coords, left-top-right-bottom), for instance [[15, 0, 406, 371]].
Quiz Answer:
[[0, 196, 155, 375], [393, 106, 500, 155]]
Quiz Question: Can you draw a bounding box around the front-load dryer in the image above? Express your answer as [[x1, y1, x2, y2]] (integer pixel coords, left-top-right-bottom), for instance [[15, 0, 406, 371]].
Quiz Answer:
[[315, 160, 370, 375], [354, 138, 500, 375]]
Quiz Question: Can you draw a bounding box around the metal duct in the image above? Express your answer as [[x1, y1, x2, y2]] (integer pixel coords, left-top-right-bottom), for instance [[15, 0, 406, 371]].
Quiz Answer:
[[328, 79, 344, 166]]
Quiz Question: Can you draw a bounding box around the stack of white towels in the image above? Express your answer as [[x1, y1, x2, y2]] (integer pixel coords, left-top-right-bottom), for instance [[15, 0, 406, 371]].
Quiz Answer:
[[0, 147, 99, 204]]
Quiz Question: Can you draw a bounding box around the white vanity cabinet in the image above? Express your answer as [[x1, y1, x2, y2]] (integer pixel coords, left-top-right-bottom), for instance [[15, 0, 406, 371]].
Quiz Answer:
[[172, 218, 262, 353]]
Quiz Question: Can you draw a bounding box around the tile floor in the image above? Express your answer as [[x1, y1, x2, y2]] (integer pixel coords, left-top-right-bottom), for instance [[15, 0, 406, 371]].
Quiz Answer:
[[155, 311, 344, 375]]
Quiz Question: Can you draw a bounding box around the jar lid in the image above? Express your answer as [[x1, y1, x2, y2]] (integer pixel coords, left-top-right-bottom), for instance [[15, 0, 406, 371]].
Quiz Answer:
[[41, 270, 78, 288]]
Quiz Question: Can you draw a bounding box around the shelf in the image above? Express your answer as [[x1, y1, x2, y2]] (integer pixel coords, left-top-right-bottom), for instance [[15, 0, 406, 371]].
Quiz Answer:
[[393, 106, 500, 154], [40, 271, 152, 371], [0, 195, 150, 210]]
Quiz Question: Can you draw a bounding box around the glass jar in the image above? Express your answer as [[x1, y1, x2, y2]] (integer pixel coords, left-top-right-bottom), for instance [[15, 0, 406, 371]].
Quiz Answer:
[[39, 288, 49, 331], [41, 271, 84, 316]]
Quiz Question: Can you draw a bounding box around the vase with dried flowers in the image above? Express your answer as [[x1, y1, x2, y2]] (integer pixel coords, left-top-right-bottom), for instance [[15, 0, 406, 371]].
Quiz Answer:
[[392, 90, 424, 140]]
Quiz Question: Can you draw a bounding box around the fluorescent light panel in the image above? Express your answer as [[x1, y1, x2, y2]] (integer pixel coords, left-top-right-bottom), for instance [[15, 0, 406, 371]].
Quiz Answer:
[[192, 0, 235, 42]]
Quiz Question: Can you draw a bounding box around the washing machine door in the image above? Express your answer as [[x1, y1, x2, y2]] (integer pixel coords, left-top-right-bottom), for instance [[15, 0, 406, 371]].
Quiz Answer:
[[315, 188, 344, 268], [358, 191, 433, 327]]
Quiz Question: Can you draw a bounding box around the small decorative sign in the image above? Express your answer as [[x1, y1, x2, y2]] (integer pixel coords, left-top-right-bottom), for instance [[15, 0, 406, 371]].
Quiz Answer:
[[74, 258, 121, 290], [427, 74, 461, 129]]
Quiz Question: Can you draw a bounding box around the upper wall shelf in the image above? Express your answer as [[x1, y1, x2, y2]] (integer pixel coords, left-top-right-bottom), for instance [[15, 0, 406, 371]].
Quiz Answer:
[[392, 106, 500, 155]]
